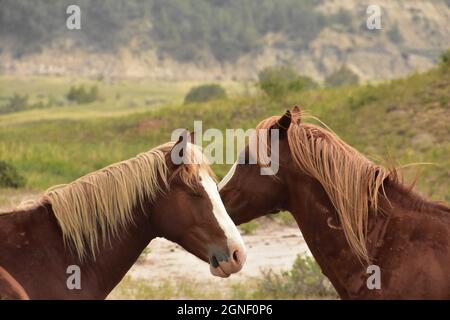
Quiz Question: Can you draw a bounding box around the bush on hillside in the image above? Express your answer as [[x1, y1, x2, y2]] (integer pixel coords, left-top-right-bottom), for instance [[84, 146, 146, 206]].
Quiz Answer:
[[347, 85, 379, 110], [439, 48, 450, 68], [0, 94, 29, 114], [0, 94, 59, 115], [325, 65, 359, 87], [258, 66, 317, 99], [66, 85, 100, 104], [0, 160, 26, 188], [184, 84, 227, 104]]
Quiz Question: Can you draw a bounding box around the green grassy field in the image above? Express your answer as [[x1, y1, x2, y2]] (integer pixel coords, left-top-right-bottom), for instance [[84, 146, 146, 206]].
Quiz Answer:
[[0, 65, 449, 203]]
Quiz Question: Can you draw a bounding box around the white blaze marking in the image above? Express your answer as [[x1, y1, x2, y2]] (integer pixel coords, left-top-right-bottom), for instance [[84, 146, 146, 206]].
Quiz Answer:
[[218, 161, 238, 191], [199, 170, 244, 248]]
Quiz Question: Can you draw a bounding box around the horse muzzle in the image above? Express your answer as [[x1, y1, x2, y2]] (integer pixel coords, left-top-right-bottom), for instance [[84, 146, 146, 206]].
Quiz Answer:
[[209, 242, 246, 278]]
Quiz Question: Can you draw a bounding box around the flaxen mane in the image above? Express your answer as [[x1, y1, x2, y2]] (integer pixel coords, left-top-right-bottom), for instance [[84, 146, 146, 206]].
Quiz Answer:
[[256, 114, 392, 262], [32, 142, 212, 260]]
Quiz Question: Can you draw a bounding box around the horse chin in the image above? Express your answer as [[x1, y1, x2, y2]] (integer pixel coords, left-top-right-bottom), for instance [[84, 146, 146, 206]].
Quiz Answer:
[[210, 265, 231, 278]]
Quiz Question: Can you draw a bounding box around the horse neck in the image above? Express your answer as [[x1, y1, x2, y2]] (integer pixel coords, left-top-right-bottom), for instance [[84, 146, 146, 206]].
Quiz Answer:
[[0, 202, 156, 299], [74, 202, 156, 298], [285, 174, 388, 298]]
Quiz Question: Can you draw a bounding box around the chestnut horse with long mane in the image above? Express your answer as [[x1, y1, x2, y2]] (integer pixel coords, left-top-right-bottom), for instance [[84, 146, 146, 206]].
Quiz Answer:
[[219, 107, 449, 299], [0, 133, 246, 299]]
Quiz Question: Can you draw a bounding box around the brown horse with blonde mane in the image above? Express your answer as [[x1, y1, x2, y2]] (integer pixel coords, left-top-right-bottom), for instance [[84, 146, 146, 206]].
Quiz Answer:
[[0, 132, 246, 299], [219, 107, 450, 299]]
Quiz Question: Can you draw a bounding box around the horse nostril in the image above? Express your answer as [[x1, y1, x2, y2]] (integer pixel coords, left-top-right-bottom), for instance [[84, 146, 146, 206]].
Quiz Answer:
[[232, 249, 240, 264], [210, 255, 219, 268]]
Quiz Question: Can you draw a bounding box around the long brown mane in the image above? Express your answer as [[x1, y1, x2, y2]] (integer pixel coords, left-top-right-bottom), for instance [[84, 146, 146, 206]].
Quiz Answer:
[[256, 115, 392, 262], [17, 142, 212, 260]]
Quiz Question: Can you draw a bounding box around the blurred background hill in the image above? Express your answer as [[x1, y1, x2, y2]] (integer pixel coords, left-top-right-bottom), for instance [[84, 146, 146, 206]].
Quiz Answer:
[[1, 0, 449, 81]]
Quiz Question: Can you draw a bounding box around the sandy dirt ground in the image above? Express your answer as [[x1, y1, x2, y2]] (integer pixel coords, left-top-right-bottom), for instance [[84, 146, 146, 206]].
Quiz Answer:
[[128, 222, 310, 287]]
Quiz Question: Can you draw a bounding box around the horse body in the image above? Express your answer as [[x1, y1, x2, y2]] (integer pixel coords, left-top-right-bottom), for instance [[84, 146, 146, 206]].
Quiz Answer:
[[368, 183, 450, 299], [220, 108, 450, 299], [0, 203, 154, 299], [1, 134, 246, 299], [286, 173, 450, 299]]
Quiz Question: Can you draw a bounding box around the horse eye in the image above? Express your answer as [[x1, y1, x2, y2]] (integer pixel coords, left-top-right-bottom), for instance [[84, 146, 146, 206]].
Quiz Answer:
[[189, 192, 203, 198]]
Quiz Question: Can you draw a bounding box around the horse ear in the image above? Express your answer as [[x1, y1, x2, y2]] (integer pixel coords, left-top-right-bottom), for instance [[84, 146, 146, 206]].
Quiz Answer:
[[278, 110, 292, 130], [168, 129, 189, 168], [270, 110, 291, 139], [291, 105, 301, 124]]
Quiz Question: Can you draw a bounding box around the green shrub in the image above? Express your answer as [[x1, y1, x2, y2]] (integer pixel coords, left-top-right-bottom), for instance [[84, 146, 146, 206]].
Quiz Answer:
[[0, 160, 26, 188], [0, 94, 59, 115], [439, 48, 450, 68], [184, 84, 227, 104], [325, 65, 359, 87], [66, 85, 100, 104], [0, 94, 29, 114], [239, 220, 260, 235], [273, 211, 296, 225], [258, 66, 317, 99], [257, 254, 338, 299], [347, 85, 378, 110]]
